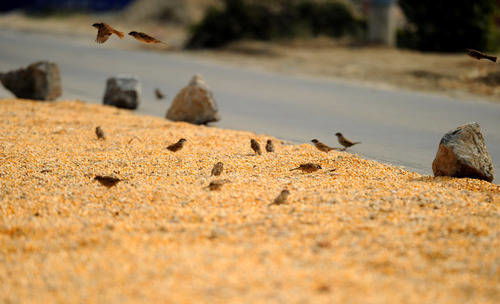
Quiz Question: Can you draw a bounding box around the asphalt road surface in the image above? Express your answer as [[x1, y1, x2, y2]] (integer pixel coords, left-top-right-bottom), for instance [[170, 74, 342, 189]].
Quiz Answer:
[[0, 29, 498, 177]]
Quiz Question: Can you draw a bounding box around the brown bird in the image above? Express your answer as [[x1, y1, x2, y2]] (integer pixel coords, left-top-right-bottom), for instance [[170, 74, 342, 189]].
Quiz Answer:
[[155, 88, 165, 100], [335, 132, 360, 150], [311, 139, 335, 152], [207, 179, 230, 191], [250, 139, 262, 155], [92, 22, 124, 44], [94, 175, 121, 188], [290, 163, 322, 173], [95, 126, 105, 140], [265, 139, 275, 152], [269, 189, 290, 206], [128, 31, 166, 44], [211, 162, 224, 176], [167, 138, 187, 152], [466, 49, 497, 63]]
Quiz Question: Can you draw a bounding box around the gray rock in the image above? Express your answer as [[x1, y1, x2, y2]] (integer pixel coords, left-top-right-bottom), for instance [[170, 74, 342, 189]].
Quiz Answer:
[[0, 61, 62, 101], [103, 76, 141, 109], [166, 74, 220, 124], [432, 123, 494, 182]]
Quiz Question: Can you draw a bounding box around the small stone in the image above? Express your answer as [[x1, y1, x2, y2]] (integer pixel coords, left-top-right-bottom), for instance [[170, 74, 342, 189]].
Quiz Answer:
[[432, 123, 494, 182], [0, 61, 62, 101], [166, 74, 220, 124], [103, 76, 141, 109]]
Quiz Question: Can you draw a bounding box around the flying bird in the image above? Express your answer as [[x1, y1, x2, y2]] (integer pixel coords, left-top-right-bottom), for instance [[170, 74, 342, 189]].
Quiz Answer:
[[155, 88, 165, 100], [290, 163, 322, 173], [250, 139, 262, 155], [92, 23, 124, 43], [94, 175, 121, 188], [265, 139, 275, 152], [167, 138, 187, 152], [129, 31, 166, 44], [269, 189, 290, 206], [466, 49, 497, 63], [311, 139, 335, 152], [335, 132, 360, 150], [211, 162, 224, 176], [95, 126, 105, 140]]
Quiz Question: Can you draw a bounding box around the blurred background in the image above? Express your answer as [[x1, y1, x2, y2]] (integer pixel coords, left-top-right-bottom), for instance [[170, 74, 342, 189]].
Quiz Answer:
[[0, 0, 498, 174], [1, 0, 498, 50], [0, 0, 498, 99]]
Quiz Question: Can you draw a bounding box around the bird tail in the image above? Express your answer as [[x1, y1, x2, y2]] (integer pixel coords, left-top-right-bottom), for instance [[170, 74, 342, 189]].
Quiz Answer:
[[290, 167, 299, 171], [353, 142, 361, 145], [486, 55, 497, 63], [113, 30, 125, 39]]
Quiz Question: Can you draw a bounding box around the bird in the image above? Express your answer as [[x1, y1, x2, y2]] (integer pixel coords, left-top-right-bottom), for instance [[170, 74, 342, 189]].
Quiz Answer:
[[211, 162, 224, 176], [311, 139, 335, 152], [128, 31, 166, 44], [92, 23, 124, 43], [250, 139, 262, 155], [207, 179, 230, 191], [94, 175, 121, 188], [167, 138, 187, 152], [290, 163, 322, 173], [265, 139, 275, 152], [155, 88, 165, 100], [95, 126, 105, 140], [335, 132, 360, 150], [466, 49, 497, 63], [269, 189, 290, 206]]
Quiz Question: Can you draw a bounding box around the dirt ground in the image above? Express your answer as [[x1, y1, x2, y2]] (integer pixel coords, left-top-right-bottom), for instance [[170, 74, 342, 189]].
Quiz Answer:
[[0, 98, 498, 303], [0, 12, 498, 102]]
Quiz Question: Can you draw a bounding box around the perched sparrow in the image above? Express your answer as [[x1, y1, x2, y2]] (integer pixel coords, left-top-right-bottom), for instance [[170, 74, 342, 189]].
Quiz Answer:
[[128, 31, 166, 44], [250, 139, 262, 155], [269, 189, 290, 206], [335, 132, 360, 149], [95, 126, 105, 140], [207, 179, 230, 191], [155, 88, 165, 100], [311, 139, 335, 152], [466, 49, 497, 63], [167, 138, 187, 152], [92, 23, 124, 43], [290, 163, 322, 173], [265, 139, 275, 152], [94, 175, 121, 188], [211, 162, 224, 176]]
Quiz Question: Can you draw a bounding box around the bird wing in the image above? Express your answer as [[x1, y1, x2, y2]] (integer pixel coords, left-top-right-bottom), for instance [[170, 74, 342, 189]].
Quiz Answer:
[[138, 32, 166, 44], [96, 27, 112, 43], [319, 143, 333, 151], [143, 33, 161, 43], [343, 138, 355, 146], [466, 49, 482, 60]]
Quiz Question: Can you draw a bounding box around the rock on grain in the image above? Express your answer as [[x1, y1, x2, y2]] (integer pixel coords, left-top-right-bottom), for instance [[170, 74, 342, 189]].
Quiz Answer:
[[103, 75, 141, 109], [0, 61, 62, 101], [166, 74, 220, 124], [432, 122, 494, 182]]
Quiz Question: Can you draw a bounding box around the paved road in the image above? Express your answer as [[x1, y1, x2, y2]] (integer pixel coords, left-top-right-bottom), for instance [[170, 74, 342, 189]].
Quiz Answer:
[[0, 29, 498, 177]]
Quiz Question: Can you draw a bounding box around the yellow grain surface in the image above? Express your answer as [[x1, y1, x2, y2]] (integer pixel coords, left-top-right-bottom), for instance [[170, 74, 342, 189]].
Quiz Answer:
[[0, 99, 498, 303]]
